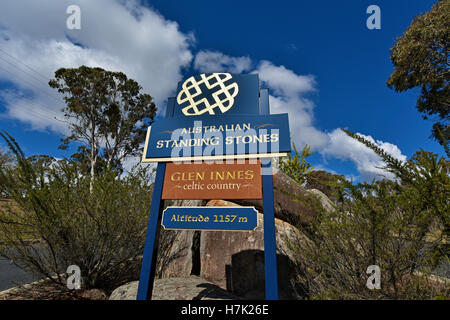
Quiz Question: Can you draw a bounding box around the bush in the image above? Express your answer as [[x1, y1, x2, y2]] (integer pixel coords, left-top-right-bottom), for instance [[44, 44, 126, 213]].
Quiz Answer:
[[0, 132, 153, 293], [289, 130, 449, 299], [296, 180, 448, 299], [305, 170, 345, 203], [278, 143, 313, 186]]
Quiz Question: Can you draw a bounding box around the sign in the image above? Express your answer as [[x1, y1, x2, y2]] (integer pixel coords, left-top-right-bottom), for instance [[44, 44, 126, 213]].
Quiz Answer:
[[161, 206, 258, 231], [141, 113, 291, 162], [174, 73, 259, 117], [161, 161, 262, 200], [137, 76, 281, 301]]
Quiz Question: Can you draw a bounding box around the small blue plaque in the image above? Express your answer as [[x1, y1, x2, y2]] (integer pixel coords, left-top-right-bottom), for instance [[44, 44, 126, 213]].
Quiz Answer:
[[161, 206, 258, 231]]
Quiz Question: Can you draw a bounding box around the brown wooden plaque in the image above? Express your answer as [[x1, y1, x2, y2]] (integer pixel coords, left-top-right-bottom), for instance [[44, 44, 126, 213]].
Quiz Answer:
[[162, 161, 262, 200]]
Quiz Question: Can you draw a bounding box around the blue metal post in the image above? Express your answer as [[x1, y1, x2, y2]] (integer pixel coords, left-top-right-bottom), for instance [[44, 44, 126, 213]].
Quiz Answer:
[[137, 98, 175, 300], [136, 162, 166, 300], [260, 88, 279, 300]]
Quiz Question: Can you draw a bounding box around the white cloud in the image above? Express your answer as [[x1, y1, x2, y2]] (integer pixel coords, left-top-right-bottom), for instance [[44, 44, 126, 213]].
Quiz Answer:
[[0, 88, 69, 133], [257, 60, 316, 97], [255, 61, 328, 151], [253, 60, 407, 182], [194, 50, 252, 74], [0, 0, 194, 131], [321, 129, 407, 181], [268, 94, 329, 150]]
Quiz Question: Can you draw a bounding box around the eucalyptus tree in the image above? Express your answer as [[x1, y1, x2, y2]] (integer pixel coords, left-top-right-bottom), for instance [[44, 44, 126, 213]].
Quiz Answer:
[[49, 66, 156, 190]]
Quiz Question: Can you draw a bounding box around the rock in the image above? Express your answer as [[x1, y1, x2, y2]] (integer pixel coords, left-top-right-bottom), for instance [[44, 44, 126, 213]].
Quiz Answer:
[[158, 229, 195, 278], [234, 168, 321, 226], [157, 200, 203, 278], [156, 173, 324, 299], [199, 200, 309, 299], [109, 276, 238, 300], [79, 288, 108, 300], [308, 189, 335, 213], [109, 281, 138, 300]]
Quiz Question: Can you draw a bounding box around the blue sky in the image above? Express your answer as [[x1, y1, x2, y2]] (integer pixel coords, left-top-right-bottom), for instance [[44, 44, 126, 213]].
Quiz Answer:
[[0, 0, 444, 181]]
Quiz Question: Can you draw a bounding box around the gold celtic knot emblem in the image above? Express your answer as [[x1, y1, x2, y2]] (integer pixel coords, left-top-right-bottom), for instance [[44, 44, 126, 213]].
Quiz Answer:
[[177, 73, 239, 116]]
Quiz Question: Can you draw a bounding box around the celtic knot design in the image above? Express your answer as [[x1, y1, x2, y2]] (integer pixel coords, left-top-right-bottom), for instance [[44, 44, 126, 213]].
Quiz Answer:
[[177, 73, 239, 116]]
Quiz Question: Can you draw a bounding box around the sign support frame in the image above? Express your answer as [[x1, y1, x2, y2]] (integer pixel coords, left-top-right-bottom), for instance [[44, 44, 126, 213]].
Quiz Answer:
[[260, 88, 279, 300]]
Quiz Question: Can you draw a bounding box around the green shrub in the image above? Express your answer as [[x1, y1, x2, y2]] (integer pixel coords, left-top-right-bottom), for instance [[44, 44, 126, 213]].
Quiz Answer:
[[290, 130, 449, 299], [278, 143, 313, 185], [0, 132, 153, 293]]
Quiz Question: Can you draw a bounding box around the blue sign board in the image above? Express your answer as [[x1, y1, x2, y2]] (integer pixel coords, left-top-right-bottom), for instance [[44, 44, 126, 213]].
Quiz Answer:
[[161, 206, 258, 231], [142, 113, 291, 162]]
